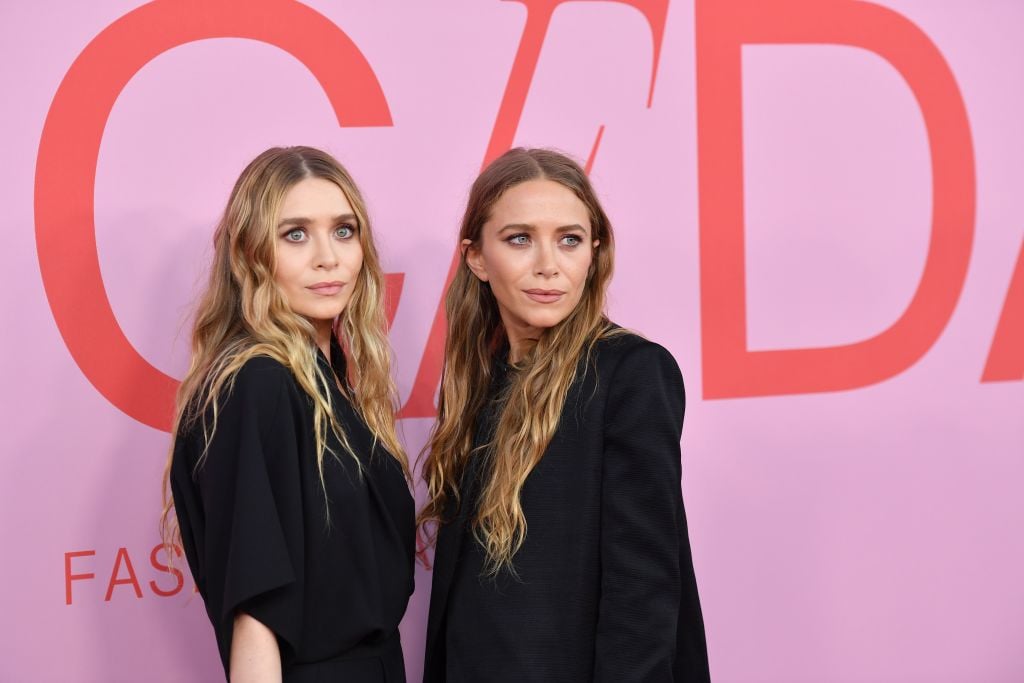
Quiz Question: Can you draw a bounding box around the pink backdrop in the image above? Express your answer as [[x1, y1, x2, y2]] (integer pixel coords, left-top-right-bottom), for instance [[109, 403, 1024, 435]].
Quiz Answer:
[[3, 0, 1022, 680]]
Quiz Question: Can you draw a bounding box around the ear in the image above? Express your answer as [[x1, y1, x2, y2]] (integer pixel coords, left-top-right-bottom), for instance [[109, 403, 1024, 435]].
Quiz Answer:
[[592, 239, 600, 249], [462, 238, 489, 282]]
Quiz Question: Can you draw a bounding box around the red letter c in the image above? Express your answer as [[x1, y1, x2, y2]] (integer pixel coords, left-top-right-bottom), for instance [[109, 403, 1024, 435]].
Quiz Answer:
[[35, 0, 392, 431]]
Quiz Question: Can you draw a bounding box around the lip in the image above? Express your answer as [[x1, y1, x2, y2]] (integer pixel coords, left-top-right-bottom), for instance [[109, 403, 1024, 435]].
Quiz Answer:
[[307, 281, 346, 296], [523, 288, 566, 304]]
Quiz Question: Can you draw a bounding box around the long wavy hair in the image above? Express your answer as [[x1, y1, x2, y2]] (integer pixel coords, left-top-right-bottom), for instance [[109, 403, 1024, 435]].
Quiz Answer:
[[160, 146, 406, 551], [418, 148, 624, 575]]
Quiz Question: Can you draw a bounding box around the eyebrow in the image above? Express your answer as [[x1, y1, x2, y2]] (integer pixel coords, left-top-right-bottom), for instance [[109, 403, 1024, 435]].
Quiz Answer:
[[277, 213, 358, 228], [497, 222, 588, 235]]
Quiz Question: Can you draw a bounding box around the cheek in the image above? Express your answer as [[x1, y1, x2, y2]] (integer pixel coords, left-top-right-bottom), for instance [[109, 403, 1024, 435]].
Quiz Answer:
[[567, 252, 595, 287], [485, 250, 528, 290], [348, 245, 365, 274], [273, 251, 300, 289]]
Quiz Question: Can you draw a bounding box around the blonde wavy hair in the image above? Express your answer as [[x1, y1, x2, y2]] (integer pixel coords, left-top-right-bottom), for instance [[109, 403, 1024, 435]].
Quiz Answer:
[[418, 148, 624, 575], [161, 146, 406, 551]]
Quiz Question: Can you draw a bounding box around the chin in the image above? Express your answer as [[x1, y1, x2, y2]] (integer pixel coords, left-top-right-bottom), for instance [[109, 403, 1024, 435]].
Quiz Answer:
[[296, 304, 345, 324], [521, 308, 573, 330]]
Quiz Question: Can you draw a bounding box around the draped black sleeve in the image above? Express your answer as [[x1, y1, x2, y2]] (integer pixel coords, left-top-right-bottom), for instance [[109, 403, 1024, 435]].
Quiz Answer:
[[170, 358, 308, 668]]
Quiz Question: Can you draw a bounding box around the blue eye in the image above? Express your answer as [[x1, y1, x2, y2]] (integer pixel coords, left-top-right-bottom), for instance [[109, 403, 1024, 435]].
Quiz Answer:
[[335, 224, 355, 239], [561, 234, 582, 247], [284, 228, 306, 242], [507, 233, 530, 246]]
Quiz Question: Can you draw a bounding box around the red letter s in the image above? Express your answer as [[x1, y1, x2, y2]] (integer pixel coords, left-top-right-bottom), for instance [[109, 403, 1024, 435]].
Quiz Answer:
[[149, 543, 186, 598]]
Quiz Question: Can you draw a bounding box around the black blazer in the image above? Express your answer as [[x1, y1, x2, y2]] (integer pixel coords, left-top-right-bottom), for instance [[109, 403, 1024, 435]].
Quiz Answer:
[[424, 331, 709, 682]]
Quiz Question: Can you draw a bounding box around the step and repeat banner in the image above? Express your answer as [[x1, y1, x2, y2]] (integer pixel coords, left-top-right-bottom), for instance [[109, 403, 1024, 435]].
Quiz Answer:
[[2, 0, 1021, 680]]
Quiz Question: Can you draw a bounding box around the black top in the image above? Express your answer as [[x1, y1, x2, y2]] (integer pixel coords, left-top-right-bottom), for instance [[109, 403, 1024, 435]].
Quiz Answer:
[[425, 331, 710, 682], [170, 340, 415, 681]]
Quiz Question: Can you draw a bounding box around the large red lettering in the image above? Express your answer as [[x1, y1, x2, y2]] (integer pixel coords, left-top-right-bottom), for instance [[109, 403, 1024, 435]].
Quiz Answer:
[[400, 0, 669, 417], [982, 239, 1024, 382], [696, 0, 976, 398], [35, 0, 393, 431]]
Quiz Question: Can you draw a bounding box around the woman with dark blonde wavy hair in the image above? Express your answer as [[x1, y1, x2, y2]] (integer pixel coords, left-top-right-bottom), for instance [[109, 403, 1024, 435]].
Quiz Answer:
[[161, 147, 413, 682], [419, 148, 709, 681]]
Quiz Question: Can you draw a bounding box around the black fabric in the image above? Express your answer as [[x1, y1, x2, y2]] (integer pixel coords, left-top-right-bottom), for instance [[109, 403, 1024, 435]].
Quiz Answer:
[[424, 331, 710, 682], [170, 340, 414, 682]]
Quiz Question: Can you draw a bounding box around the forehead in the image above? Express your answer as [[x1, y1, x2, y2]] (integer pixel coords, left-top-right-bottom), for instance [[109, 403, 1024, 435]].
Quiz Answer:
[[279, 177, 352, 218], [488, 179, 590, 230]]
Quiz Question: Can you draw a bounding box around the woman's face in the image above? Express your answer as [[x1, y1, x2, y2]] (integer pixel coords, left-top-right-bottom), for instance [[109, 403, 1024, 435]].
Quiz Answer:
[[465, 178, 598, 347], [274, 177, 364, 330]]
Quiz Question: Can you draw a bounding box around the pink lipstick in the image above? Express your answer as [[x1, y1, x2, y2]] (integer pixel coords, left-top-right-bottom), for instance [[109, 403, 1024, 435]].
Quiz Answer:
[[524, 288, 565, 304], [307, 281, 346, 296]]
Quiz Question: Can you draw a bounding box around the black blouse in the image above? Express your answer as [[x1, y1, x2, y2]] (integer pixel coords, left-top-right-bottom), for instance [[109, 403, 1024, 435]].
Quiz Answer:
[[170, 341, 414, 681], [425, 330, 710, 682]]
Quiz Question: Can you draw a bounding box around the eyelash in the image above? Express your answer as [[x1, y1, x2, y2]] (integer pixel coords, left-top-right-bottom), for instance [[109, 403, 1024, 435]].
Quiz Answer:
[[281, 224, 357, 243], [505, 233, 584, 247]]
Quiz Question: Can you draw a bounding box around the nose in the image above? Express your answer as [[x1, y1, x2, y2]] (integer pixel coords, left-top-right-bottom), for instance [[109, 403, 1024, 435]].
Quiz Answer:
[[534, 241, 558, 278], [312, 232, 339, 270]]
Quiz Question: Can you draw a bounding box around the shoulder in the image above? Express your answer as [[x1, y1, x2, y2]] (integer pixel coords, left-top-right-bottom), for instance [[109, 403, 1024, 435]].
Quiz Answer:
[[586, 326, 686, 416], [173, 356, 307, 491], [214, 355, 301, 421], [592, 327, 687, 438], [591, 326, 683, 387], [233, 354, 295, 387], [224, 353, 308, 397]]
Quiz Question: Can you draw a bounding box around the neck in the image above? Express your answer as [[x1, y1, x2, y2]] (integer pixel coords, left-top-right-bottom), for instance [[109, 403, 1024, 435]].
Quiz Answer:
[[313, 319, 334, 362], [503, 319, 541, 364]]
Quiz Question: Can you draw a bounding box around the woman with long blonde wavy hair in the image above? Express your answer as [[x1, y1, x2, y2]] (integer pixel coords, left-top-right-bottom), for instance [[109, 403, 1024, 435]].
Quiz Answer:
[[162, 146, 413, 682], [419, 148, 709, 682]]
